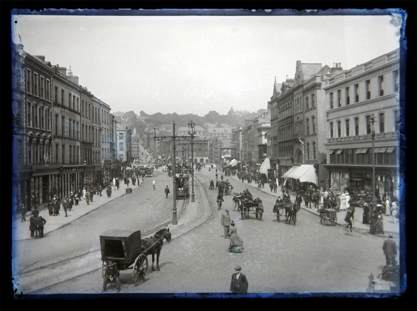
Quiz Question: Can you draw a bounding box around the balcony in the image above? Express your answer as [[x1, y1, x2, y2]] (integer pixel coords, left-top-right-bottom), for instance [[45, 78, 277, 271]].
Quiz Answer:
[[327, 132, 397, 145]]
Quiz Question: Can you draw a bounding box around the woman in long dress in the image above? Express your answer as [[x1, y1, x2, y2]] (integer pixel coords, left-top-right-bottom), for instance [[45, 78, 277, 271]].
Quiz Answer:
[[228, 223, 244, 253]]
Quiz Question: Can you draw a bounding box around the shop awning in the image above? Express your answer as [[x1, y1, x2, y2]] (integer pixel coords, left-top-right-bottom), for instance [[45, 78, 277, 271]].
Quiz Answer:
[[335, 149, 343, 155], [282, 165, 318, 185], [229, 159, 239, 167], [386, 147, 396, 153], [329, 150, 337, 154], [291, 164, 318, 185], [373, 147, 386, 153], [259, 157, 271, 174], [282, 166, 300, 178], [355, 148, 368, 154]]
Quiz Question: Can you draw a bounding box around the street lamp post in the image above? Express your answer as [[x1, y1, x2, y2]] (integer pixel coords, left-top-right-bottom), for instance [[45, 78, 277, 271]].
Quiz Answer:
[[82, 160, 87, 191], [188, 121, 196, 202]]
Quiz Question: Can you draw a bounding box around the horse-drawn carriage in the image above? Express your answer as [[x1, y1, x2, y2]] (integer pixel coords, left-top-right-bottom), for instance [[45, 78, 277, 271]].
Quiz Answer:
[[319, 208, 337, 225], [219, 180, 233, 196], [100, 228, 171, 291], [232, 191, 263, 220], [175, 174, 190, 200], [273, 197, 299, 225]]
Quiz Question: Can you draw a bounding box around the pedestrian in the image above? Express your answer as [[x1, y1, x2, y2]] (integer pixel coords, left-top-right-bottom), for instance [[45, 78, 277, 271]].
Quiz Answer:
[[85, 190, 90, 205], [53, 196, 60, 216], [164, 185, 170, 198], [68, 192, 74, 211], [385, 196, 391, 216], [20, 203, 26, 222], [62, 197, 68, 217], [47, 199, 54, 216], [363, 202, 370, 224], [74, 192, 79, 206], [229, 222, 244, 253], [126, 178, 130, 187], [90, 190, 94, 202], [217, 193, 224, 210], [152, 179, 156, 191], [344, 206, 354, 232], [221, 209, 231, 238], [383, 234, 397, 266], [230, 266, 248, 294], [116, 178, 120, 190]]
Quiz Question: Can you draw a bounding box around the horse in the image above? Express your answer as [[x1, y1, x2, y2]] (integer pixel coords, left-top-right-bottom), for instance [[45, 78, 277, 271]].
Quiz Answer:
[[310, 191, 320, 209], [285, 203, 300, 225], [141, 228, 171, 271]]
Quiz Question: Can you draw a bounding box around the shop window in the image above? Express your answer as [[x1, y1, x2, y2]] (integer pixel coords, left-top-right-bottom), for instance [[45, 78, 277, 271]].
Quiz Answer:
[[378, 75, 384, 96], [366, 80, 371, 99], [345, 87, 350, 105], [337, 90, 341, 107], [329, 92, 334, 109], [354, 83, 359, 102], [379, 112, 385, 133], [393, 70, 399, 92]]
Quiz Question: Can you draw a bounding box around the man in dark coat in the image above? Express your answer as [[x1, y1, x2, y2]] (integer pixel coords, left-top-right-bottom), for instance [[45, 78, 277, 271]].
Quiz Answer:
[[164, 185, 170, 198], [383, 234, 397, 266], [230, 266, 248, 294]]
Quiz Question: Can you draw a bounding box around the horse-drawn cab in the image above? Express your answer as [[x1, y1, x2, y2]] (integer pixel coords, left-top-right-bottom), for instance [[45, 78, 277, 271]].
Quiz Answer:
[[175, 174, 190, 200], [100, 229, 148, 290], [237, 194, 263, 220]]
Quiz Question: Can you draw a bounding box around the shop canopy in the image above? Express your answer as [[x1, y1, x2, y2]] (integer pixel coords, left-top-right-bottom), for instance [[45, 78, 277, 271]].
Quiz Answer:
[[283, 164, 318, 185], [259, 157, 271, 175]]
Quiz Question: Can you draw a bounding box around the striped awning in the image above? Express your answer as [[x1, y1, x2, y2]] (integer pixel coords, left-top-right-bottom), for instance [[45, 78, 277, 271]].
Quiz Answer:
[[355, 148, 368, 154]]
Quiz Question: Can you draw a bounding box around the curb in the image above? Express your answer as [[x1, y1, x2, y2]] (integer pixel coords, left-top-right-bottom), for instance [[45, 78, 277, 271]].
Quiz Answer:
[[231, 176, 398, 237]]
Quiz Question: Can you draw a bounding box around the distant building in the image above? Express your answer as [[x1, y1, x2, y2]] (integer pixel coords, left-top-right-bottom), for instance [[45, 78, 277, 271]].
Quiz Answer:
[[231, 127, 242, 160], [324, 49, 399, 198], [116, 125, 132, 163], [131, 128, 140, 160]]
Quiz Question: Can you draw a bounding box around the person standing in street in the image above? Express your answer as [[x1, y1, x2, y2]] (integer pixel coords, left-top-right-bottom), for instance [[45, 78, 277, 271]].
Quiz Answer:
[[152, 179, 156, 191], [164, 185, 170, 198], [20, 203, 26, 222], [62, 196, 68, 217], [221, 209, 231, 238], [344, 206, 354, 232], [383, 234, 397, 266], [230, 266, 248, 294]]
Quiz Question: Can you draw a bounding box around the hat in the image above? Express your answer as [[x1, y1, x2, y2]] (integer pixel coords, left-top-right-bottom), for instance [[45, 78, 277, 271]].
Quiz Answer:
[[388, 233, 393, 238], [234, 265, 242, 271]]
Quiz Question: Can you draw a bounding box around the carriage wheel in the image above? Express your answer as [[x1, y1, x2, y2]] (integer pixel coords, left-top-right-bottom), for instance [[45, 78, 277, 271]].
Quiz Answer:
[[133, 256, 148, 285]]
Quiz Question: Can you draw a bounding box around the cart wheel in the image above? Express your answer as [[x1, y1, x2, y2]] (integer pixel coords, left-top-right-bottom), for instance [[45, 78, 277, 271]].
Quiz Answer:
[[133, 256, 148, 284]]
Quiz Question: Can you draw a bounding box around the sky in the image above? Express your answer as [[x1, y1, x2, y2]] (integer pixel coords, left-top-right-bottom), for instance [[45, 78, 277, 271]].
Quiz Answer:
[[12, 13, 401, 115]]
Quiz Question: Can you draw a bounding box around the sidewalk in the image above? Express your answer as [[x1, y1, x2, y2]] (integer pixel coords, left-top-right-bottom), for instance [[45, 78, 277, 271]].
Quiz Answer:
[[13, 182, 136, 241], [228, 174, 399, 237]]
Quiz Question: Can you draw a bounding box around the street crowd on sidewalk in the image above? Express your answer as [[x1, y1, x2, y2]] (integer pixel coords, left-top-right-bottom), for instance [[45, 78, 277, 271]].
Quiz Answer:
[[15, 167, 150, 240]]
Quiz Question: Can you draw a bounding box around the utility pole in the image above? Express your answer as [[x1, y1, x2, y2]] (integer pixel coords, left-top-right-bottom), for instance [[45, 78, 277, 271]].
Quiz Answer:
[[154, 122, 193, 225], [188, 121, 196, 202]]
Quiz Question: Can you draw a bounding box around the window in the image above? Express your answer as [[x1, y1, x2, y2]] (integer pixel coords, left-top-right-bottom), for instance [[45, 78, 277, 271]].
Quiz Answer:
[[378, 75, 384, 96], [55, 143, 59, 163], [345, 87, 350, 105], [73, 95, 76, 110], [119, 142, 124, 151], [306, 118, 310, 135], [39, 107, 43, 129], [118, 133, 124, 140], [61, 116, 65, 137], [366, 115, 372, 135], [69, 119, 72, 138], [27, 102, 31, 126], [337, 120, 341, 137], [305, 97, 309, 110], [77, 98, 79, 112], [25, 69, 31, 93], [62, 144, 65, 164], [68, 93, 72, 109], [337, 90, 341, 107], [312, 142, 316, 160], [312, 116, 316, 134], [61, 89, 64, 105], [354, 117, 359, 136], [33, 105, 37, 128], [394, 110, 398, 132], [393, 70, 399, 92], [379, 112, 385, 133], [54, 86, 58, 103], [33, 73, 38, 96], [329, 121, 334, 138], [69, 145, 72, 164], [306, 142, 310, 160], [354, 83, 359, 102], [46, 79, 50, 100], [366, 80, 371, 99], [345, 119, 350, 137], [40, 76, 44, 98], [55, 114, 58, 135], [311, 94, 315, 108]]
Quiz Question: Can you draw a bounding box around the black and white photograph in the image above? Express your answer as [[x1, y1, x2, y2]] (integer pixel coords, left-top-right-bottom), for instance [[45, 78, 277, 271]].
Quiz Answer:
[[10, 10, 405, 296]]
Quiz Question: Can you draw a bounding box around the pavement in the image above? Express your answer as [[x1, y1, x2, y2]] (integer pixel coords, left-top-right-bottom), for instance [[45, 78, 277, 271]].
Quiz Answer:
[[228, 174, 399, 237], [38, 166, 400, 294], [13, 182, 134, 241]]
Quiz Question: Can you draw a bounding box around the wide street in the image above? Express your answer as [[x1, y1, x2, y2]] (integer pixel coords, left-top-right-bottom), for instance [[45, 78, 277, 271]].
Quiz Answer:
[[39, 166, 392, 294], [14, 171, 173, 276]]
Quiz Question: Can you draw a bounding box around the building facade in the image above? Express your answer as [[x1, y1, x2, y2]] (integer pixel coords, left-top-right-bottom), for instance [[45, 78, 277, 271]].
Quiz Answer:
[[131, 128, 141, 160], [231, 127, 242, 160], [116, 125, 132, 163], [324, 49, 399, 198]]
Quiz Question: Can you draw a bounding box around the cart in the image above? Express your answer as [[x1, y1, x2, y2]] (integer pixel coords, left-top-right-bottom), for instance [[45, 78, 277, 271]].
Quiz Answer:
[[319, 208, 337, 225], [100, 229, 149, 290]]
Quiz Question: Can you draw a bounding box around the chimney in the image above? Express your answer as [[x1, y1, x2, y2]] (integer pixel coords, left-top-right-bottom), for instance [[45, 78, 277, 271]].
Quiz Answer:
[[58, 66, 67, 76]]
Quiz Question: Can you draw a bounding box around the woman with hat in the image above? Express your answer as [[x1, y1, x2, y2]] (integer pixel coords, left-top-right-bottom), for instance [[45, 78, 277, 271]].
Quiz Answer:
[[229, 222, 244, 253]]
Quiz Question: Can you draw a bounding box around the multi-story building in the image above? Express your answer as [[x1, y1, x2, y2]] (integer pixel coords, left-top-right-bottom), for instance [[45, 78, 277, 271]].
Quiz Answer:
[[131, 128, 141, 160], [324, 49, 399, 199], [241, 109, 271, 165], [116, 125, 132, 163], [80, 87, 95, 186], [231, 127, 242, 160], [110, 114, 117, 160]]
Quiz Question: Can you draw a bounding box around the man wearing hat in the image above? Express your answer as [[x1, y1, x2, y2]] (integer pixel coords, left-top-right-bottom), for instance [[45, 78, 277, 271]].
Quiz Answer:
[[230, 265, 248, 294], [383, 234, 397, 266]]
